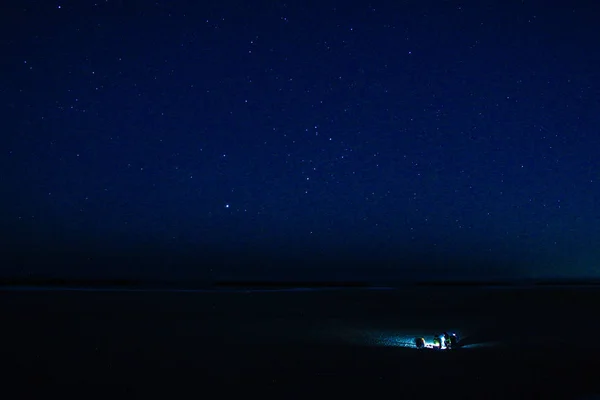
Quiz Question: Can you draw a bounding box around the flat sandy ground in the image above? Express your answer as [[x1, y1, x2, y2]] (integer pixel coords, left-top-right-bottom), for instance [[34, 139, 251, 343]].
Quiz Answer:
[[2, 286, 599, 399]]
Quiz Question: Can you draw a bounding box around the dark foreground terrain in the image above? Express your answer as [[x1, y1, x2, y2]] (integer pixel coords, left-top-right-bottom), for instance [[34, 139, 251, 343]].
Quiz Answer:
[[2, 285, 600, 399]]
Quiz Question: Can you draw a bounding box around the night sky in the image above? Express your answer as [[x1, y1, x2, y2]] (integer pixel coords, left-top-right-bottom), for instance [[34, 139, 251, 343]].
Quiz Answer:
[[2, 0, 599, 282]]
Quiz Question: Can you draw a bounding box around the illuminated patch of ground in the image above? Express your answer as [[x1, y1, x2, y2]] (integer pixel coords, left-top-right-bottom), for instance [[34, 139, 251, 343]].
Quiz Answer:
[[323, 327, 465, 349]]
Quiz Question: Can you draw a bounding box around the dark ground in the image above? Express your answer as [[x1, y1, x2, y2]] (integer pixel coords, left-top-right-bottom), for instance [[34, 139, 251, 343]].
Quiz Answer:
[[2, 286, 600, 399]]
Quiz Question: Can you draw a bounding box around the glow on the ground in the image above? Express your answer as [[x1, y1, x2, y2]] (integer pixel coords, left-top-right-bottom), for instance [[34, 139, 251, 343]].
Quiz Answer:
[[330, 328, 468, 350], [335, 329, 455, 349]]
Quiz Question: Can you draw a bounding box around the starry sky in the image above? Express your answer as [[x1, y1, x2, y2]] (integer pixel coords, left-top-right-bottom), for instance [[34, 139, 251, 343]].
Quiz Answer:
[[2, 0, 599, 282]]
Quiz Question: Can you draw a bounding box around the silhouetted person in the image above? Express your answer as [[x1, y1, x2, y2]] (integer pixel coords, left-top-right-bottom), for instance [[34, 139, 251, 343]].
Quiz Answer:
[[448, 333, 458, 349], [443, 332, 451, 349], [415, 337, 425, 349]]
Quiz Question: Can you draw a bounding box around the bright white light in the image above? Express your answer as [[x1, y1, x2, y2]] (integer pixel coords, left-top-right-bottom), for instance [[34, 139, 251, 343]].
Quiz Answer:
[[328, 328, 465, 350]]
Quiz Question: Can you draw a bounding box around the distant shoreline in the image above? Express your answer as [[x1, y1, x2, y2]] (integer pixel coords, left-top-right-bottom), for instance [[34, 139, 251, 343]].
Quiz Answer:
[[2, 277, 600, 293]]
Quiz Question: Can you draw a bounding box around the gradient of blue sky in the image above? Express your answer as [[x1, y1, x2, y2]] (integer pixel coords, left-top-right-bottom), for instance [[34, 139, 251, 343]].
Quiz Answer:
[[2, 0, 599, 281]]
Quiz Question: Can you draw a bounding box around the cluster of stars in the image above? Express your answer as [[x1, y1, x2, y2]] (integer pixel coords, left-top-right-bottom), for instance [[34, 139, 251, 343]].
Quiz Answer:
[[4, 1, 598, 275]]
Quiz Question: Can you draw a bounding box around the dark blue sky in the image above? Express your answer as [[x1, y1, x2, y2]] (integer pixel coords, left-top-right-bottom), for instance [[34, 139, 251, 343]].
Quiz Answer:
[[2, 0, 599, 282]]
